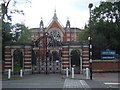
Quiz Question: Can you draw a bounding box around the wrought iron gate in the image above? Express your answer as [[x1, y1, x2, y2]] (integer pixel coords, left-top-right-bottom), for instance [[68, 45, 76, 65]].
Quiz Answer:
[[32, 32, 62, 74], [32, 60, 61, 74]]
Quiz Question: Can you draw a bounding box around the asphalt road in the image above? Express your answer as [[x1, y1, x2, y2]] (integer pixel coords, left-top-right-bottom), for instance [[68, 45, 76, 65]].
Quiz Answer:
[[2, 73, 120, 89], [3, 74, 64, 88]]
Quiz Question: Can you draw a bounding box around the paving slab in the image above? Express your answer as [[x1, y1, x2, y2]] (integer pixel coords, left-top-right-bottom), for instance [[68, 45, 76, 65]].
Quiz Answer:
[[63, 79, 90, 88]]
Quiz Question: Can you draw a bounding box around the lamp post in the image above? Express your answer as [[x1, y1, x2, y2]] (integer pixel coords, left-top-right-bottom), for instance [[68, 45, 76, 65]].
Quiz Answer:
[[88, 3, 93, 80]]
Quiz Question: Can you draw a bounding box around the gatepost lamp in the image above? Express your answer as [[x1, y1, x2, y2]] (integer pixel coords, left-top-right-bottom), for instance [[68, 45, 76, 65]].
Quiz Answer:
[[88, 3, 93, 80]]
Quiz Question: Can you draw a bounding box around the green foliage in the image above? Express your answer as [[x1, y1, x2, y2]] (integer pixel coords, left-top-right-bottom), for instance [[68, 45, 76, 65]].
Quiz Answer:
[[114, 54, 120, 60], [76, 66, 80, 69], [13, 49, 22, 72], [79, 1, 120, 59], [2, 22, 32, 42], [17, 24, 32, 42], [2, 22, 13, 43], [14, 63, 22, 72], [2, 76, 22, 80], [12, 23, 32, 42], [13, 49, 21, 58], [78, 29, 89, 41], [2, 0, 31, 43]]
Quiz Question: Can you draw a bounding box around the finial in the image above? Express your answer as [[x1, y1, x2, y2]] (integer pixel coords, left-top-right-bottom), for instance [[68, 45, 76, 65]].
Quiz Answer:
[[67, 17, 69, 20], [40, 17, 44, 29], [53, 9, 57, 20], [66, 17, 70, 28], [54, 9, 56, 14]]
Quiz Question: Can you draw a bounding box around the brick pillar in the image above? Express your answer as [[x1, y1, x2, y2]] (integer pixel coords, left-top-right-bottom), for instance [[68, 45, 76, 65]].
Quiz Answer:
[[24, 46, 32, 74], [62, 46, 69, 73], [82, 45, 89, 73], [4, 46, 12, 72]]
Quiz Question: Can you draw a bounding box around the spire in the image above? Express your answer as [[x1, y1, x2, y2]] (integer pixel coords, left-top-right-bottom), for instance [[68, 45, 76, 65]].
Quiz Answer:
[[53, 9, 58, 20], [66, 17, 70, 28], [40, 17, 44, 29]]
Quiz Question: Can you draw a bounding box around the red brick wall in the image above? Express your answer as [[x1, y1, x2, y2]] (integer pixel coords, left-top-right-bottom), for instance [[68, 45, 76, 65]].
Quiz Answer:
[[92, 60, 120, 72]]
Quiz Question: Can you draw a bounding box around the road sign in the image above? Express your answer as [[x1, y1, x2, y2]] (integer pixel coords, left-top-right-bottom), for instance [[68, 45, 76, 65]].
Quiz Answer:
[[101, 49, 116, 60]]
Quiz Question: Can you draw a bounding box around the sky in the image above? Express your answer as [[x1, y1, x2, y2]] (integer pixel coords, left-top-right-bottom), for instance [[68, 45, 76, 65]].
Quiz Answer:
[[1, 0, 120, 29]]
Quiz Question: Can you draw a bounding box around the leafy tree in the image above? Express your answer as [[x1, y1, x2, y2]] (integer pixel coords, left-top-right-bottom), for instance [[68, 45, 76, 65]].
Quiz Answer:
[[79, 1, 120, 59], [2, 0, 31, 42], [15, 23, 32, 42], [2, 22, 13, 43], [78, 28, 89, 41]]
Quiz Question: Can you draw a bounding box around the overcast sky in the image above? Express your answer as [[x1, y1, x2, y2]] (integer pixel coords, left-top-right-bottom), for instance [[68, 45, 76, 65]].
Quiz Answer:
[[2, 0, 119, 29]]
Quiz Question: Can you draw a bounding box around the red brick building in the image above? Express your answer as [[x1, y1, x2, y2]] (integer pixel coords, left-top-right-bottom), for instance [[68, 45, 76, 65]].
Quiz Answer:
[[31, 11, 82, 42], [4, 11, 90, 74]]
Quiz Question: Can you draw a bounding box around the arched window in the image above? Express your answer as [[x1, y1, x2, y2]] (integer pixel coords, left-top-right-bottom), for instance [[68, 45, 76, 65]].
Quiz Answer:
[[49, 29, 61, 41]]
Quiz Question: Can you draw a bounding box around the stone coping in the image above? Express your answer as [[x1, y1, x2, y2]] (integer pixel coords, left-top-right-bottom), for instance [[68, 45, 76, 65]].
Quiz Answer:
[[62, 41, 88, 45], [92, 60, 120, 63], [4, 41, 33, 45]]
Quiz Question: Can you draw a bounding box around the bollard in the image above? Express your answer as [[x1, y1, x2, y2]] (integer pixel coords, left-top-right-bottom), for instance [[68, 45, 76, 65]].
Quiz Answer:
[[66, 68, 69, 77], [72, 67, 74, 78], [20, 69, 23, 77], [86, 68, 89, 79], [8, 69, 11, 80]]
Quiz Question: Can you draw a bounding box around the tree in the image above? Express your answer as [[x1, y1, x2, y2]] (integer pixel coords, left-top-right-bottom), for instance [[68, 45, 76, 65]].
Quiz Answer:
[[2, 22, 13, 43], [79, 1, 120, 59], [2, 0, 31, 42], [16, 23, 32, 42], [2, 0, 31, 21]]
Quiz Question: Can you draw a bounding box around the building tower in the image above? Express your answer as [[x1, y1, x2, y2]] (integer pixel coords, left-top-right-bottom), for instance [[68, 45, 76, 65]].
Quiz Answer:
[[66, 18, 70, 29], [40, 17, 44, 30]]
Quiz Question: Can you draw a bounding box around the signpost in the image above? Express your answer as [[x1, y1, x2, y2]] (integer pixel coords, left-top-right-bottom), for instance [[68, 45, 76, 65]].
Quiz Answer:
[[101, 49, 116, 60]]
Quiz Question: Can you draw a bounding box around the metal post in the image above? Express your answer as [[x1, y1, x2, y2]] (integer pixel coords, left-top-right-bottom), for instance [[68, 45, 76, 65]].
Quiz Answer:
[[72, 67, 74, 78], [45, 32, 48, 74], [39, 52, 40, 74], [86, 68, 89, 79], [89, 44, 92, 80], [20, 69, 23, 77], [8, 69, 11, 80], [66, 68, 69, 77], [90, 61, 92, 80], [88, 3, 93, 80]]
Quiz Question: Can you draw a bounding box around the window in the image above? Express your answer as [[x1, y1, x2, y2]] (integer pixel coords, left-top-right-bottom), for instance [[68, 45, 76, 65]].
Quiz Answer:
[[49, 29, 61, 41]]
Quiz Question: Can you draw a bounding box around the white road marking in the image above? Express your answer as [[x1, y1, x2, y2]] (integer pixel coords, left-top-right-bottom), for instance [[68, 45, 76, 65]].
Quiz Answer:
[[104, 83, 120, 85]]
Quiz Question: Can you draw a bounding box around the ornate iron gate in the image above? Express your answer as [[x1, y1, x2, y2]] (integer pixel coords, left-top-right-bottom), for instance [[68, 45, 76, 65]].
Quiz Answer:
[[32, 32, 62, 74], [40, 60, 61, 73], [32, 60, 61, 74]]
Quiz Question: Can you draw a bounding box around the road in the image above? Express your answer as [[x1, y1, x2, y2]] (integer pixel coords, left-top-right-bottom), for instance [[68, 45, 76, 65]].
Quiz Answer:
[[2, 73, 120, 89]]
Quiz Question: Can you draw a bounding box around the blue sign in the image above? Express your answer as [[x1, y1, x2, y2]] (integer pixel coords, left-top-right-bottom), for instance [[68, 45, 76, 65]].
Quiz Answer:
[[101, 49, 116, 55], [101, 56, 115, 59], [101, 49, 116, 60]]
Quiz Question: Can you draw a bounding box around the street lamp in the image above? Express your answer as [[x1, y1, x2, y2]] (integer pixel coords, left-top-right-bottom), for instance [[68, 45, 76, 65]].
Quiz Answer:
[[88, 3, 93, 80]]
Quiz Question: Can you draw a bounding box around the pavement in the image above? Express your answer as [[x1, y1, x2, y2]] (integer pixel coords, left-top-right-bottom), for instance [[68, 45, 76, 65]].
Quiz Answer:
[[1, 72, 120, 90]]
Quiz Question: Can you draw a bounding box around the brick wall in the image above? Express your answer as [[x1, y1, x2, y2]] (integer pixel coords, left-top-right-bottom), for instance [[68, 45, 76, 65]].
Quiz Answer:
[[92, 60, 120, 72]]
